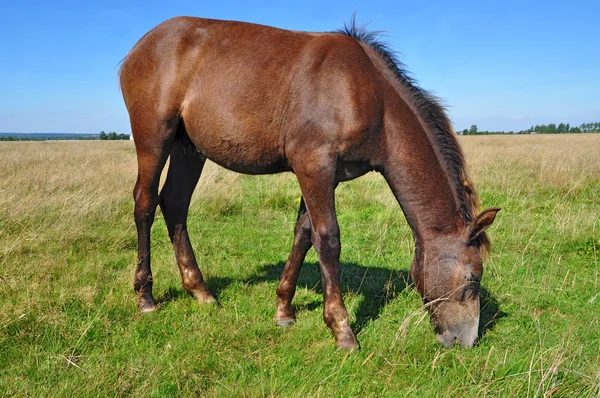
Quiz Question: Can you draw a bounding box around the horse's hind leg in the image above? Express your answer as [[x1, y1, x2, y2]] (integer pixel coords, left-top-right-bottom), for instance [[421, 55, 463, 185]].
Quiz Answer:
[[159, 129, 215, 304], [132, 118, 176, 312], [274, 198, 312, 326]]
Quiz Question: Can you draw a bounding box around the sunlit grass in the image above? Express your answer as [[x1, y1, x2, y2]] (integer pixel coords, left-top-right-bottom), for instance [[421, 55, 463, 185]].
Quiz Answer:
[[1, 135, 599, 396]]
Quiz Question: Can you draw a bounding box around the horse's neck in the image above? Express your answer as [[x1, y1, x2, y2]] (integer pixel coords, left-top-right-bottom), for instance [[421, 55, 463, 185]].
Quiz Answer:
[[381, 108, 463, 243]]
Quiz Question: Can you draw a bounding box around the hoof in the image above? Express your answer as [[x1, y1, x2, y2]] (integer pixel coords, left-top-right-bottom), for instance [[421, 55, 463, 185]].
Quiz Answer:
[[274, 317, 295, 328], [333, 324, 359, 350], [336, 335, 359, 351], [197, 295, 217, 305], [138, 297, 156, 313], [191, 290, 217, 304], [140, 304, 156, 313]]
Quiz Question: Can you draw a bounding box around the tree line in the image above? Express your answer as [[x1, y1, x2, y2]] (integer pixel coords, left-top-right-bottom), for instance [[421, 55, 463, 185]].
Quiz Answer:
[[459, 122, 600, 135], [0, 136, 32, 141], [98, 131, 130, 140], [0, 134, 96, 141], [0, 131, 131, 141]]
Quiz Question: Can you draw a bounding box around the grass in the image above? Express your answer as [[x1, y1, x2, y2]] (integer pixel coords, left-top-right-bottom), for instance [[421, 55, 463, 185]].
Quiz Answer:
[[0, 135, 599, 396]]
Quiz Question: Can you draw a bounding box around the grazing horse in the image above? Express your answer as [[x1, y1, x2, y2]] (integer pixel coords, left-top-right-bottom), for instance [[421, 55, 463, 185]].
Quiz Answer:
[[120, 16, 500, 349]]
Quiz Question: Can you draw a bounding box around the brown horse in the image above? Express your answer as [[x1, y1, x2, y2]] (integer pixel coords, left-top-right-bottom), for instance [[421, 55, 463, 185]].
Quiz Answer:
[[120, 16, 500, 349]]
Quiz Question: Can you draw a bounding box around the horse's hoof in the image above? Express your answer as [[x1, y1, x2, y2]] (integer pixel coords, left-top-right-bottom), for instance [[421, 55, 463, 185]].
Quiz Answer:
[[140, 305, 156, 313], [274, 317, 295, 328], [138, 299, 156, 313], [336, 338, 359, 351], [197, 295, 217, 305], [335, 331, 359, 350], [192, 290, 217, 304]]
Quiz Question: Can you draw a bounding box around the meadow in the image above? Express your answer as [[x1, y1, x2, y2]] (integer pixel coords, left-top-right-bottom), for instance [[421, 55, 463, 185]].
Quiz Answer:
[[0, 134, 599, 396]]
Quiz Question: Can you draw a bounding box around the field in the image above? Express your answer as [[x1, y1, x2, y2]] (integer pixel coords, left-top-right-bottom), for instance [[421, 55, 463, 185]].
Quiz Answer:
[[0, 134, 599, 396]]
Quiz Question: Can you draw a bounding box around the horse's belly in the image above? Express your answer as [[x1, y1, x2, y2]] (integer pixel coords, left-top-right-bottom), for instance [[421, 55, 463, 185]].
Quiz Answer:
[[192, 133, 290, 175], [206, 154, 290, 175]]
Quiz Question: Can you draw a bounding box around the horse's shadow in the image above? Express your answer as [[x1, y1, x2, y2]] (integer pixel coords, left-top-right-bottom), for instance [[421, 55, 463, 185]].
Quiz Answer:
[[232, 261, 412, 331], [478, 286, 506, 338], [159, 261, 506, 338]]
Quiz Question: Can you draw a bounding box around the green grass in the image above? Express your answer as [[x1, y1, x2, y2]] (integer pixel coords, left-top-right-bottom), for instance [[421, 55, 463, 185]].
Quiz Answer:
[[0, 136, 599, 396]]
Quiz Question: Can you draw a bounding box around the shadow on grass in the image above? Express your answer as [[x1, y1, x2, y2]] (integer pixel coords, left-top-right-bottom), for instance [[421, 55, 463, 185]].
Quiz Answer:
[[161, 262, 505, 339], [180, 263, 406, 332], [478, 287, 507, 338], [229, 262, 413, 333], [155, 286, 190, 304]]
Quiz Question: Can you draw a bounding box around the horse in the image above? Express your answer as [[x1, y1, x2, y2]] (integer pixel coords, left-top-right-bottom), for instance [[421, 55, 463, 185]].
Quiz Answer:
[[119, 16, 500, 349]]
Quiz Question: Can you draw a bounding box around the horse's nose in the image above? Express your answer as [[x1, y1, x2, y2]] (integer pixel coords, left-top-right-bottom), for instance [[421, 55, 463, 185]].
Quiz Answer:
[[436, 315, 479, 348]]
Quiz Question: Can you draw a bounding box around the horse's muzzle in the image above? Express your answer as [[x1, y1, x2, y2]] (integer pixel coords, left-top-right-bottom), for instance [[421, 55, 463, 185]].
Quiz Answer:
[[432, 298, 480, 348], [436, 315, 479, 347]]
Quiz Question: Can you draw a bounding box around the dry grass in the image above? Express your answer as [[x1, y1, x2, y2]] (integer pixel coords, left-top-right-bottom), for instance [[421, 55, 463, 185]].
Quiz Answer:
[[462, 134, 600, 194]]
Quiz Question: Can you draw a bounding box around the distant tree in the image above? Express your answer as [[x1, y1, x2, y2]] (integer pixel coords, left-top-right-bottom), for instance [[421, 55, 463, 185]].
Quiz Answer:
[[107, 132, 117, 140], [99, 131, 107, 140], [459, 121, 599, 135]]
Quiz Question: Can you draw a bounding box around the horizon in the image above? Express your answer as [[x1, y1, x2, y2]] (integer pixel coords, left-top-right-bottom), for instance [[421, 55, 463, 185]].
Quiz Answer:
[[3, 119, 600, 136], [0, 132, 100, 135], [1, 1, 599, 134]]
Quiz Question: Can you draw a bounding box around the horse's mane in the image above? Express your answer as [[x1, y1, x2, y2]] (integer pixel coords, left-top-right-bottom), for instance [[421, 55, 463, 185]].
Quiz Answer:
[[336, 18, 490, 253]]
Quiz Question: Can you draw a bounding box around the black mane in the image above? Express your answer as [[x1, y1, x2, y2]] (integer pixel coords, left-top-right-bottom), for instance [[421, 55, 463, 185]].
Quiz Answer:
[[337, 18, 489, 251]]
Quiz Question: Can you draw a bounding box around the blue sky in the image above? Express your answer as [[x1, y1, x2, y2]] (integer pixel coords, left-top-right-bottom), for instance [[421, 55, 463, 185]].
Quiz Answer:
[[1, 0, 598, 133]]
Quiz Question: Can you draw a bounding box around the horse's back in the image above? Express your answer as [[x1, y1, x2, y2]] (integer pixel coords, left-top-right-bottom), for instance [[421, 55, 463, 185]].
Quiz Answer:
[[121, 17, 384, 174], [120, 17, 313, 116]]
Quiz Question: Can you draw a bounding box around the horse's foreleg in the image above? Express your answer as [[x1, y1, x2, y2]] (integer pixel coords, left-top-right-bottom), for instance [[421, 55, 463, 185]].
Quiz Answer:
[[160, 136, 215, 304], [294, 161, 357, 349], [274, 198, 312, 327]]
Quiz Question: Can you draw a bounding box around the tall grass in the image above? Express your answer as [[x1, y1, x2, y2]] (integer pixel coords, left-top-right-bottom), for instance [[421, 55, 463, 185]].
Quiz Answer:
[[0, 135, 599, 396]]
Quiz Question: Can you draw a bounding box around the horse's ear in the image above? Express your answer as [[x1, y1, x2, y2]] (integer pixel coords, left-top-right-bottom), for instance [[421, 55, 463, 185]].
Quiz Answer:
[[467, 207, 501, 243]]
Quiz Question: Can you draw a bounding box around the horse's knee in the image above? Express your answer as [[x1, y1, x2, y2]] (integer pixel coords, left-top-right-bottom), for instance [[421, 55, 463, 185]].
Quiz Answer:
[[313, 225, 340, 254]]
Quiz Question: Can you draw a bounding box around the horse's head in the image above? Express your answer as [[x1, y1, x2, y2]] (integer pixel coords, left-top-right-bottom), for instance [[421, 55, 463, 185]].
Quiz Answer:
[[412, 207, 500, 348]]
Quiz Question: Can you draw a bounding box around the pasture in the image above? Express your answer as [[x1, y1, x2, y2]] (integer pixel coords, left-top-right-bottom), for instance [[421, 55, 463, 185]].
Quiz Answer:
[[0, 134, 599, 396]]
